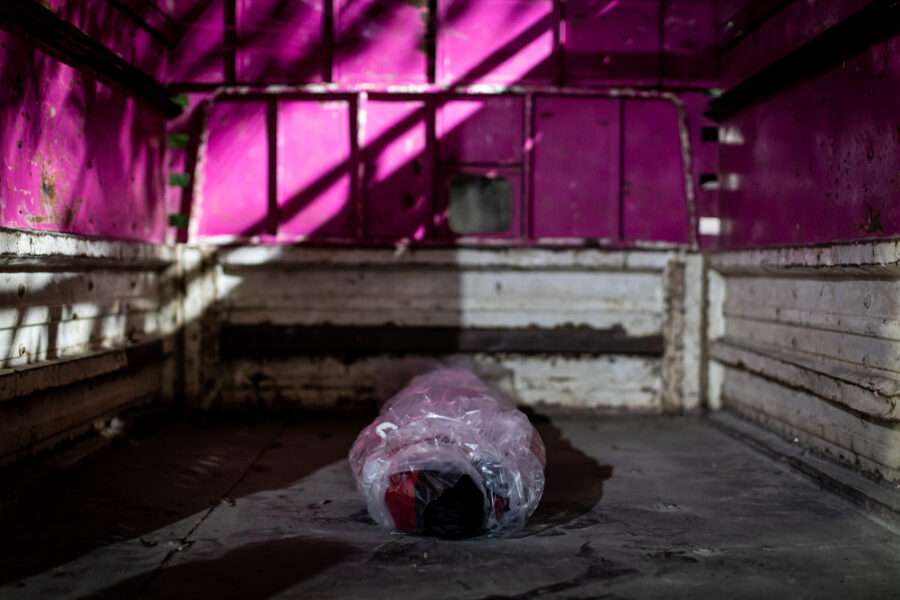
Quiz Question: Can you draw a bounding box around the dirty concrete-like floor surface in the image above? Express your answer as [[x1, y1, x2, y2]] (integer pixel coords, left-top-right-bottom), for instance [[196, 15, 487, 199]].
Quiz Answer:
[[1, 413, 899, 599]]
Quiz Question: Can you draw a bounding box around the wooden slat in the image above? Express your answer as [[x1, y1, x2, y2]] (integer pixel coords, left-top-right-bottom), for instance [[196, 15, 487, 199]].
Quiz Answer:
[[220, 354, 662, 411], [712, 339, 900, 421], [720, 365, 900, 481], [0, 361, 163, 464], [723, 317, 900, 375], [0, 339, 165, 402], [218, 268, 664, 334]]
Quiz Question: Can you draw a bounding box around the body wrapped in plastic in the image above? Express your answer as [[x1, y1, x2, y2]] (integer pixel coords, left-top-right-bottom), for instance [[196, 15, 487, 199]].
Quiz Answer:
[[349, 367, 546, 538]]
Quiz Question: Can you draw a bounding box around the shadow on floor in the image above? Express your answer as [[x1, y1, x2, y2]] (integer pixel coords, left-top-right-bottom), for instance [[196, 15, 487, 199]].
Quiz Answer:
[[79, 536, 356, 600], [0, 412, 373, 585], [516, 411, 613, 536]]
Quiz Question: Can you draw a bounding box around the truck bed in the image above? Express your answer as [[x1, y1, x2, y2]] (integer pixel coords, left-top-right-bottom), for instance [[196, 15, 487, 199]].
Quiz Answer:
[[2, 413, 898, 599]]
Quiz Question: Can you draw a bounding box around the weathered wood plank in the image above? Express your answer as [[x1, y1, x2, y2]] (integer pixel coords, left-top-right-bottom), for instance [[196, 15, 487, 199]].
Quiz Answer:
[[218, 246, 674, 271], [0, 228, 175, 269], [710, 238, 900, 274], [218, 269, 664, 334], [724, 316, 900, 374], [720, 364, 900, 481], [712, 339, 900, 421], [0, 312, 161, 368], [0, 361, 162, 464], [218, 354, 662, 411], [722, 276, 900, 340]]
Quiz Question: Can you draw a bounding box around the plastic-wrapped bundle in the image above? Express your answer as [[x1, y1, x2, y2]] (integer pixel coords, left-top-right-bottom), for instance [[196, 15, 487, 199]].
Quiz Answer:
[[349, 367, 546, 538]]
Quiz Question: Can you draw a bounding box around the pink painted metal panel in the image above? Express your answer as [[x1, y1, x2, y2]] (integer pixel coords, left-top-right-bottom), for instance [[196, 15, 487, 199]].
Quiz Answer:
[[0, 32, 166, 242], [335, 0, 429, 83], [196, 101, 269, 237], [565, 0, 660, 86], [718, 35, 900, 248], [437, 96, 524, 165], [661, 1, 719, 86], [48, 0, 169, 81], [531, 96, 620, 239], [168, 0, 226, 83], [719, 0, 871, 87], [434, 166, 523, 239], [717, 0, 750, 26], [236, 0, 325, 83], [621, 100, 688, 244], [277, 99, 354, 239], [362, 100, 432, 240], [438, 0, 555, 86]]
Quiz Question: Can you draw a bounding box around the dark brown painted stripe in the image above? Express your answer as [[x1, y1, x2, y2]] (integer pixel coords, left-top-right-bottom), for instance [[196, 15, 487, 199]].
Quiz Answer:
[[220, 324, 664, 357]]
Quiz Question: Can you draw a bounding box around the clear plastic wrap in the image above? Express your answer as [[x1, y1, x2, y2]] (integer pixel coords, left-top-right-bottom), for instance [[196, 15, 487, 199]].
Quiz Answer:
[[349, 367, 546, 538]]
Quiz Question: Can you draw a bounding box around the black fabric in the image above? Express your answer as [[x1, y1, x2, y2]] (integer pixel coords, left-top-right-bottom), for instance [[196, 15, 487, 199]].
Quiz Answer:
[[416, 471, 486, 539]]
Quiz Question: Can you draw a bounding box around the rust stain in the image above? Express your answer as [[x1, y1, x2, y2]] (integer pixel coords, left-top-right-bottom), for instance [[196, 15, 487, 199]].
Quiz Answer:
[[859, 205, 884, 235]]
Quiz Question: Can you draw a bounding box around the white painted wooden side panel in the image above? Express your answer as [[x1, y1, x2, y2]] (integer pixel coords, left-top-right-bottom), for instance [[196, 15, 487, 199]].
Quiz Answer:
[[219, 354, 662, 411], [211, 247, 675, 411], [0, 229, 175, 464], [724, 317, 900, 374], [721, 365, 900, 482], [723, 276, 900, 340], [219, 264, 665, 334], [709, 240, 900, 482], [218, 246, 674, 271], [712, 340, 900, 421], [0, 271, 163, 369]]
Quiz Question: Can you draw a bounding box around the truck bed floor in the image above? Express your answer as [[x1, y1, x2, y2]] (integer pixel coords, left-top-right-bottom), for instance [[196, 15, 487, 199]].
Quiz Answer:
[[1, 413, 898, 599]]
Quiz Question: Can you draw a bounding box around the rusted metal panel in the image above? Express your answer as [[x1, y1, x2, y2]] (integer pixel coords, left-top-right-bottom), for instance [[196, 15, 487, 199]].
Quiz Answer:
[[718, 0, 874, 88], [183, 88, 694, 248], [531, 96, 620, 240]]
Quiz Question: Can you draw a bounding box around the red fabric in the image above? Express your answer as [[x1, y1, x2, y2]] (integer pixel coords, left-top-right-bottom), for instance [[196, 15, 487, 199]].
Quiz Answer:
[[384, 471, 419, 532]]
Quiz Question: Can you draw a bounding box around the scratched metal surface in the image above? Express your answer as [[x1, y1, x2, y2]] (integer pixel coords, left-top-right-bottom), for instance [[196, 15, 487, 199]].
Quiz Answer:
[[717, 33, 900, 248], [0, 28, 167, 243]]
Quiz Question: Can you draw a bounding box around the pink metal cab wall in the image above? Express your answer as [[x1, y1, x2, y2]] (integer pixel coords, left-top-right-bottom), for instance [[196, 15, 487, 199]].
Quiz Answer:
[[0, 4, 170, 242], [714, 1, 900, 248], [168, 0, 719, 247]]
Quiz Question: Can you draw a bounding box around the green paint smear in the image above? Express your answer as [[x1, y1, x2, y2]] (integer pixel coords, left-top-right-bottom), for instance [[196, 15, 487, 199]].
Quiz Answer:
[[169, 173, 191, 187], [168, 133, 190, 148], [168, 213, 189, 227], [704, 88, 724, 98], [172, 94, 190, 107]]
